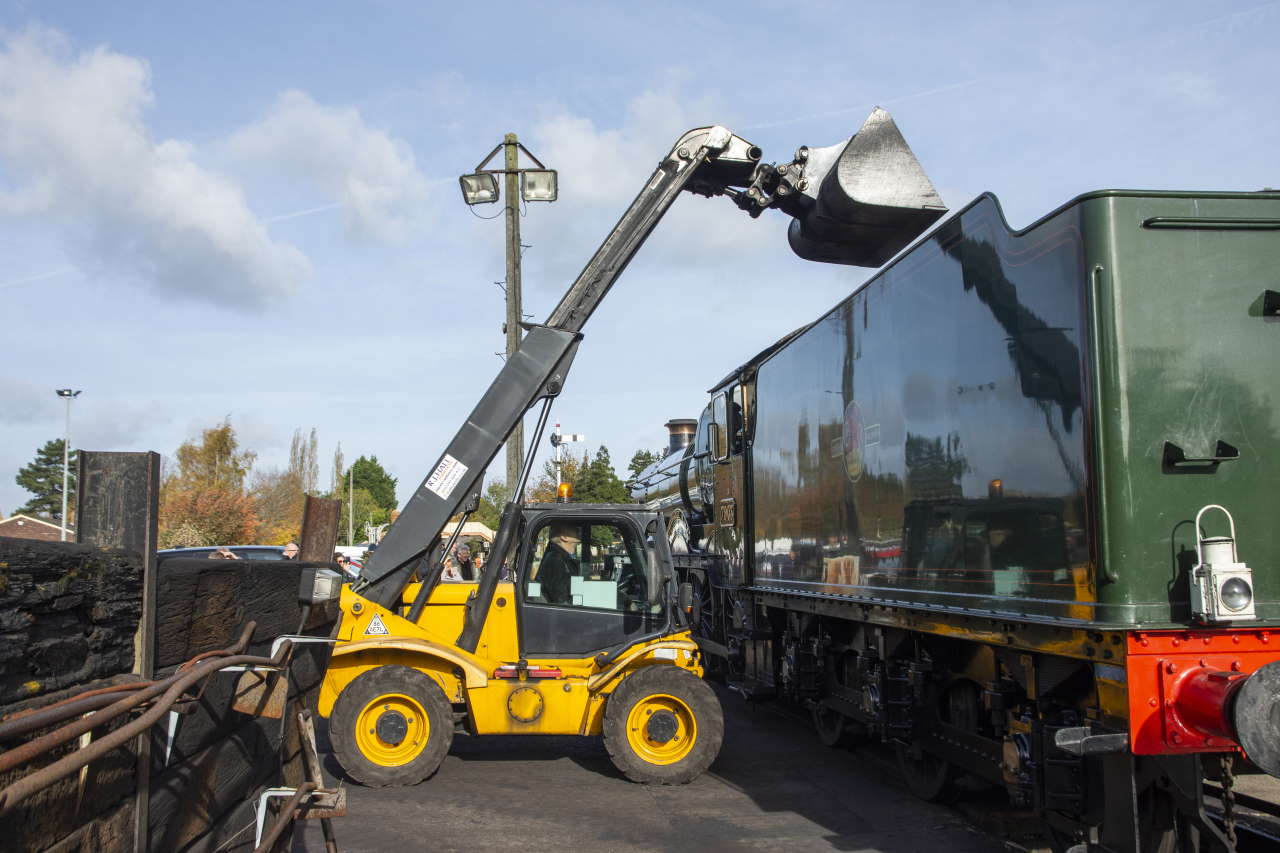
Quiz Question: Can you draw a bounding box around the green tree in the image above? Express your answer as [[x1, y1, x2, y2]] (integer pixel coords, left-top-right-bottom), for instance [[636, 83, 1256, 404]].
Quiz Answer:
[[337, 487, 384, 545], [573, 446, 628, 504], [349, 456, 397, 513], [14, 439, 77, 522], [626, 448, 661, 480], [474, 479, 512, 531]]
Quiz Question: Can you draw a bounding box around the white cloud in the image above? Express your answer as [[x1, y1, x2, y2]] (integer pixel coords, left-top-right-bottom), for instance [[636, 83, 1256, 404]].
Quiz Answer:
[[520, 90, 794, 291], [0, 28, 308, 307], [227, 90, 429, 242]]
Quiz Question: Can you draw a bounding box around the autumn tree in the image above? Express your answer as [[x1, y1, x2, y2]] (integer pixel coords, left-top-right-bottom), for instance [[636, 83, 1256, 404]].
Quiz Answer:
[[250, 427, 325, 545], [527, 451, 587, 503], [291, 428, 320, 494], [14, 439, 76, 522], [330, 442, 345, 494], [159, 419, 258, 547]]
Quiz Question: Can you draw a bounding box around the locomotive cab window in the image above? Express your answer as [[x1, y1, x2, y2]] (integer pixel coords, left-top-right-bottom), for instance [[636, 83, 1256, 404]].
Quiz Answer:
[[710, 393, 729, 461], [709, 386, 747, 461]]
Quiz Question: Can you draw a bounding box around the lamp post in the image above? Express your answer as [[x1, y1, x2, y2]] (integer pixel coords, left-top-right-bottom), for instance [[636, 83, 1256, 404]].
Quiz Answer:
[[460, 134, 557, 493], [55, 388, 81, 541]]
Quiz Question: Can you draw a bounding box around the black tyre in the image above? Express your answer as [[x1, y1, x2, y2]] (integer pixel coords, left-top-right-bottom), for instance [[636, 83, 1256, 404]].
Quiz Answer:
[[330, 665, 454, 787], [602, 665, 724, 784]]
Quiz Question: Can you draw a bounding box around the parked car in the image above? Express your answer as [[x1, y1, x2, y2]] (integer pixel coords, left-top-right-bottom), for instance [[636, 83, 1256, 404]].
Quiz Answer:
[[157, 545, 288, 561]]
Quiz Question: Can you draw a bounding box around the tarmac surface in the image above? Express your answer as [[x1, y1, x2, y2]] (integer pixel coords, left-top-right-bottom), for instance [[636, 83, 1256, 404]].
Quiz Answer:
[[292, 684, 1009, 853]]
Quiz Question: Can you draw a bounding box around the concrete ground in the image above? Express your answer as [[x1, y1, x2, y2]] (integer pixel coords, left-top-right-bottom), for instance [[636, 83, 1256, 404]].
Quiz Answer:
[[292, 686, 1009, 853]]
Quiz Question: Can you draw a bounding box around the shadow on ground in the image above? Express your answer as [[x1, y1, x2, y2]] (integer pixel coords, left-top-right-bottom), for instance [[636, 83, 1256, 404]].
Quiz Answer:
[[298, 685, 1024, 853]]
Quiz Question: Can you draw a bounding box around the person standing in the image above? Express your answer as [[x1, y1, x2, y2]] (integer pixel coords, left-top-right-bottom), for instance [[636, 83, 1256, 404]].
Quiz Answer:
[[283, 542, 300, 560], [455, 545, 475, 581]]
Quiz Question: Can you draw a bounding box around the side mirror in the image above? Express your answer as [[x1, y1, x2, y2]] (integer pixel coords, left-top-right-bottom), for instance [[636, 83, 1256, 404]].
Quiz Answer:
[[678, 582, 695, 615], [643, 548, 664, 606]]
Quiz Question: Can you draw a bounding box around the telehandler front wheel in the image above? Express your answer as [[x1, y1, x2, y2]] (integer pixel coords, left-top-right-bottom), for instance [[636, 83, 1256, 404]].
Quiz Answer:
[[330, 665, 453, 787], [602, 665, 723, 785]]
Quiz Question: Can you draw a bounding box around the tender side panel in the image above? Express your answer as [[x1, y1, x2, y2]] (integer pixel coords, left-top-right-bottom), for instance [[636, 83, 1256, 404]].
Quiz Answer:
[[1084, 193, 1280, 624], [749, 196, 1096, 623]]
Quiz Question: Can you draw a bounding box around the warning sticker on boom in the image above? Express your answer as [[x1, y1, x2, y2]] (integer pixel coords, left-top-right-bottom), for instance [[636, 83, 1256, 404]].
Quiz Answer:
[[425, 453, 468, 500]]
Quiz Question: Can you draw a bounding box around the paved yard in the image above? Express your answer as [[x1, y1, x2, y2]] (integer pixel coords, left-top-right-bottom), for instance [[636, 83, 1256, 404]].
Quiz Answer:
[[293, 686, 1008, 853]]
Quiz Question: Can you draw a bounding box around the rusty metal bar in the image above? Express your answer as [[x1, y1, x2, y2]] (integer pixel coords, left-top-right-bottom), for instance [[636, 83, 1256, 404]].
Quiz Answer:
[[0, 622, 257, 776], [0, 689, 147, 743], [0, 626, 285, 816], [252, 782, 317, 853]]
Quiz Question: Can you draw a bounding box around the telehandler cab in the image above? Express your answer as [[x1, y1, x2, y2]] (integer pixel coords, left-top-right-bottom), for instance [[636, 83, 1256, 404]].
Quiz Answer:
[[316, 109, 946, 786]]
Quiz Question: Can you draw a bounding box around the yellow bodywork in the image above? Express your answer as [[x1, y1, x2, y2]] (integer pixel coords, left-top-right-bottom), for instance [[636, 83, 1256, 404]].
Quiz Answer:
[[319, 582, 702, 736]]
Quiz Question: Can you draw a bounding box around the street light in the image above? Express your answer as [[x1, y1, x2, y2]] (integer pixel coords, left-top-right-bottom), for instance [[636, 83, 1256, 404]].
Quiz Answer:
[[55, 388, 81, 541], [459, 133, 557, 492]]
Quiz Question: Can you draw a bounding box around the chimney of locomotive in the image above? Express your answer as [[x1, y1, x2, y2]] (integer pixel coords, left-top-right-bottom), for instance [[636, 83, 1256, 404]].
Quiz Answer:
[[665, 419, 697, 457]]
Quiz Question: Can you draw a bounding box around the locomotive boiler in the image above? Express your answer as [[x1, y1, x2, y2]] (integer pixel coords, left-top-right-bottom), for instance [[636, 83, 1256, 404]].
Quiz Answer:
[[631, 188, 1280, 852]]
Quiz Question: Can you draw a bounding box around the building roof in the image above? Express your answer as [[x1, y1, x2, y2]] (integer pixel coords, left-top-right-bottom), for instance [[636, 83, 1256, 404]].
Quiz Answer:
[[0, 514, 69, 531]]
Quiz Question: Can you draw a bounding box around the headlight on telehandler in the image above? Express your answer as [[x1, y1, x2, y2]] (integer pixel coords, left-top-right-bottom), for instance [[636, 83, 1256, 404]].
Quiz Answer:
[[299, 567, 343, 604]]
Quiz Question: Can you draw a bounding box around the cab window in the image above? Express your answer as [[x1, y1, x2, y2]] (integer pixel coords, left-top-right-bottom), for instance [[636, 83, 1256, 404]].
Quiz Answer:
[[523, 519, 650, 613], [710, 393, 729, 460]]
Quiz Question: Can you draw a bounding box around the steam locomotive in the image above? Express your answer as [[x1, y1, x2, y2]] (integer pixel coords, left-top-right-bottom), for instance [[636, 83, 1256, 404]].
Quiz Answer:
[[631, 188, 1280, 852]]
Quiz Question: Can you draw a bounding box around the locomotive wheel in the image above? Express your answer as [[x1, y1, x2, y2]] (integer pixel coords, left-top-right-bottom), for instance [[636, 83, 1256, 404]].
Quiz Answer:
[[603, 665, 724, 784], [895, 742, 959, 803], [330, 665, 453, 787], [811, 703, 847, 748]]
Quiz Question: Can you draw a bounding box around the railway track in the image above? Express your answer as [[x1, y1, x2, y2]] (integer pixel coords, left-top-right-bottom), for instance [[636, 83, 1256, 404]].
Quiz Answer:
[[753, 693, 1280, 852]]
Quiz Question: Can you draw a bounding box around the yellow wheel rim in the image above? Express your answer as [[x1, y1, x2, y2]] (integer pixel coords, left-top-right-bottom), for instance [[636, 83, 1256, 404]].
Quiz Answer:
[[625, 693, 697, 765], [354, 693, 430, 767]]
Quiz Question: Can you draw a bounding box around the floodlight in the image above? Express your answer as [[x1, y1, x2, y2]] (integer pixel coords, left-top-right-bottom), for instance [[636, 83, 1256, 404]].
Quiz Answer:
[[459, 173, 499, 205], [520, 169, 558, 203]]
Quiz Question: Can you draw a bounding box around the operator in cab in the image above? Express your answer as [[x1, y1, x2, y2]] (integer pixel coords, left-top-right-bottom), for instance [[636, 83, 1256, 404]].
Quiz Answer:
[[537, 523, 580, 604]]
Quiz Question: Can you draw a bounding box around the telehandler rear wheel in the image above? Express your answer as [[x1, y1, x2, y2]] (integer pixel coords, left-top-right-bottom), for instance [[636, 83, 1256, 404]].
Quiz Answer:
[[330, 665, 453, 787], [602, 665, 723, 784]]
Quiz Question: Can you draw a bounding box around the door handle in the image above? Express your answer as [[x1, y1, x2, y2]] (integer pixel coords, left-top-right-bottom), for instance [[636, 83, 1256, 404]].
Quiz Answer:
[[1163, 440, 1238, 473]]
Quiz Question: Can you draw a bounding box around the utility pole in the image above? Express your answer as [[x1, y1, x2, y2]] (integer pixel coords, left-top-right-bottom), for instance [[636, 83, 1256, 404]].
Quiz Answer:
[[503, 133, 523, 494], [458, 135, 558, 497], [348, 466, 355, 546]]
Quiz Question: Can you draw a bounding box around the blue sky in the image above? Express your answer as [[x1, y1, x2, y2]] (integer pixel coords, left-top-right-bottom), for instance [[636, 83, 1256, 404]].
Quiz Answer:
[[2, 1, 1276, 518]]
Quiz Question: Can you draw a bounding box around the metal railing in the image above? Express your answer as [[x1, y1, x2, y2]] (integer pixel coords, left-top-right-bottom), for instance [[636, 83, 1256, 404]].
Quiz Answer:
[[0, 620, 343, 851]]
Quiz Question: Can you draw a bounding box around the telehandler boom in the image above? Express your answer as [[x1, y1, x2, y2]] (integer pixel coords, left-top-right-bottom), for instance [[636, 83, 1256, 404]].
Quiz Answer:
[[318, 108, 946, 786]]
